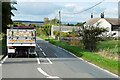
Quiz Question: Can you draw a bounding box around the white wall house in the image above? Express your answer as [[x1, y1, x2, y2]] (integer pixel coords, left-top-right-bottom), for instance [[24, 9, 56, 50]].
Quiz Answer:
[[84, 18, 120, 37]]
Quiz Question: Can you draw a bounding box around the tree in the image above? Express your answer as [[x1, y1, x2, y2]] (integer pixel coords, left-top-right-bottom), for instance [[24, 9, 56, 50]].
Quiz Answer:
[[43, 24, 51, 35], [28, 24, 36, 27], [2, 1, 17, 33], [50, 18, 59, 25], [80, 24, 107, 51], [75, 22, 86, 26]]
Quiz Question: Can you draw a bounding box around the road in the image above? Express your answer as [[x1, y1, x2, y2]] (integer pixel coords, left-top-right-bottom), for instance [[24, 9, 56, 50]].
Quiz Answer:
[[0, 37, 119, 80]]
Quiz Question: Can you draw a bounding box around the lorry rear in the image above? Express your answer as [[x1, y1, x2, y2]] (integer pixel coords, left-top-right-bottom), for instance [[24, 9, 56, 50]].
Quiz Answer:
[[7, 27, 36, 58]]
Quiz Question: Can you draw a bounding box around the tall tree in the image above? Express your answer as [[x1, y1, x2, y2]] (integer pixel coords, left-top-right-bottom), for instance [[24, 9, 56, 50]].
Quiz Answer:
[[2, 1, 17, 33]]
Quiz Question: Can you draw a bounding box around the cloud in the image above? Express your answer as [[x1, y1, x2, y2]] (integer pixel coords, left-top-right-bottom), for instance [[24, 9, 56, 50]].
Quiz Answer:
[[15, 2, 62, 15], [12, 2, 118, 22], [105, 8, 118, 17], [62, 3, 83, 14]]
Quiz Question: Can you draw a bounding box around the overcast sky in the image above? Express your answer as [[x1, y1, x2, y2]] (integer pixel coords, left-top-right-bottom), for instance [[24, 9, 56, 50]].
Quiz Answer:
[[11, 0, 119, 22]]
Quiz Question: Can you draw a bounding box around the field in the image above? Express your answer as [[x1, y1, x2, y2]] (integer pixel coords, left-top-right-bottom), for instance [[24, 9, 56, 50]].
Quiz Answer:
[[97, 40, 119, 53]]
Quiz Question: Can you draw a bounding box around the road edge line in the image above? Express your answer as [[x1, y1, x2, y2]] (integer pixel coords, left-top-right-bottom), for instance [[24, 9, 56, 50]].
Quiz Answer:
[[49, 42, 119, 78], [37, 37, 119, 78], [1, 56, 8, 64]]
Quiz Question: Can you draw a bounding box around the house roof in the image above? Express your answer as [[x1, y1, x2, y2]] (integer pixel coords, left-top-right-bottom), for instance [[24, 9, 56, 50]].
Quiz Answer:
[[85, 18, 120, 26], [85, 18, 100, 26], [52, 25, 80, 31]]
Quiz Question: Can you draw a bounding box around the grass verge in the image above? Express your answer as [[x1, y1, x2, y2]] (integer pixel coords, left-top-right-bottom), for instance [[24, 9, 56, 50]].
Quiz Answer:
[[97, 40, 118, 53], [37, 36, 119, 76]]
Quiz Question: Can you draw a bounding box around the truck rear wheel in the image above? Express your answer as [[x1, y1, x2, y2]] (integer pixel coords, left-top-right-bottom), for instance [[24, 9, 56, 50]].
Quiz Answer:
[[8, 54, 15, 58], [8, 54, 11, 58]]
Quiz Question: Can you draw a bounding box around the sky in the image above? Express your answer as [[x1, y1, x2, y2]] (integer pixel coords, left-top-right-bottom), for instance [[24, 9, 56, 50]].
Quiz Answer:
[[11, 0, 119, 23]]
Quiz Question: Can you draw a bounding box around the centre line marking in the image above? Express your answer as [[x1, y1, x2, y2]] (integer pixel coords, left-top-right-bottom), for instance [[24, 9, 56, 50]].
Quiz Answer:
[[40, 48, 42, 51], [46, 58, 53, 64], [42, 52, 46, 56], [37, 68, 60, 79], [37, 58, 40, 64]]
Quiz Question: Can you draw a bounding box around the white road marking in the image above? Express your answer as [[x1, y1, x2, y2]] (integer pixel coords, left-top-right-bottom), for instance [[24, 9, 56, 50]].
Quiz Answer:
[[40, 48, 42, 51], [0, 64, 1, 66], [51, 44, 119, 78], [42, 52, 46, 56], [37, 58, 40, 64], [37, 68, 50, 77], [37, 68, 60, 79], [1, 56, 8, 64], [46, 58, 53, 64], [47, 76, 60, 78]]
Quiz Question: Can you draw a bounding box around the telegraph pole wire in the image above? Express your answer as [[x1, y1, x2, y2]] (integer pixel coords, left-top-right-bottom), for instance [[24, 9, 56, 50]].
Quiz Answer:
[[63, 0, 105, 15]]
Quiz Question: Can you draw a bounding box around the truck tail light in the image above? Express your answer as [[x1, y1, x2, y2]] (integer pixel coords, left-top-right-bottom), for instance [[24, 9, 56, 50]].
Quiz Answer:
[[10, 40, 17, 42], [31, 47, 35, 49], [32, 32, 34, 36], [8, 46, 14, 49], [26, 40, 33, 41]]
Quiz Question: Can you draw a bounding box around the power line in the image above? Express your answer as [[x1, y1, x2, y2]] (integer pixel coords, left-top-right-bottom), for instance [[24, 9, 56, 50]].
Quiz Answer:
[[63, 0, 105, 15]]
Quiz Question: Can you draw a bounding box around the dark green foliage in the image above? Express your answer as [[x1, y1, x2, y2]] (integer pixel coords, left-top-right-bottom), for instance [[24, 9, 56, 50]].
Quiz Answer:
[[81, 25, 107, 51], [50, 18, 59, 24], [63, 23, 74, 26], [28, 24, 36, 27], [53, 31, 67, 37], [43, 24, 51, 35], [2, 1, 17, 33], [75, 22, 86, 26]]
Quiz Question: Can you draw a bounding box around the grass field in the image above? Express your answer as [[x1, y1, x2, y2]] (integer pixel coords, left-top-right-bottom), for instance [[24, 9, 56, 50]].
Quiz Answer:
[[97, 40, 119, 53], [37, 36, 119, 76]]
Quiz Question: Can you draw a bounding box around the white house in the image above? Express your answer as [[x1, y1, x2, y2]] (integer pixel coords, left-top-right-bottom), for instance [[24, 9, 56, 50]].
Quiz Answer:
[[84, 18, 120, 37]]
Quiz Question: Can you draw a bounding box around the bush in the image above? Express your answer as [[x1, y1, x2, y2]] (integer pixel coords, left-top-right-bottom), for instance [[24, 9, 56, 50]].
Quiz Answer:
[[80, 25, 107, 51], [43, 24, 51, 35], [53, 31, 67, 37]]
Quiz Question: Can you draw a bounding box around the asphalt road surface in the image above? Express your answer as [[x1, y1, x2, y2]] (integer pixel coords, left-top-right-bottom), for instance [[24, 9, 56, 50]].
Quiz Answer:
[[0, 37, 119, 80]]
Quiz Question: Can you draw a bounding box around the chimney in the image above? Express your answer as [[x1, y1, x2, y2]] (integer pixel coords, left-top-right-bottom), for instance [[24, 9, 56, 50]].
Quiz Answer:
[[91, 13, 93, 18], [100, 12, 104, 18]]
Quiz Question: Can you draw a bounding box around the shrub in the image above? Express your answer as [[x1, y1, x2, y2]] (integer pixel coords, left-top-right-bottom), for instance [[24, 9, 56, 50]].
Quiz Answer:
[[43, 24, 51, 35], [80, 25, 107, 51]]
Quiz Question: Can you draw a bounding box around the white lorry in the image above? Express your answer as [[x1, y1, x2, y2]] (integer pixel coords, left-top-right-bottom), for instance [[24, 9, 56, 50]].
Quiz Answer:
[[7, 26, 36, 58]]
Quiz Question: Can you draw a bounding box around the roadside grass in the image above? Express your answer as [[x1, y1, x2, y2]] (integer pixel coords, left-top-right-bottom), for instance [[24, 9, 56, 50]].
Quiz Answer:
[[97, 40, 118, 53], [0, 40, 6, 48], [37, 36, 119, 76], [0, 40, 6, 56]]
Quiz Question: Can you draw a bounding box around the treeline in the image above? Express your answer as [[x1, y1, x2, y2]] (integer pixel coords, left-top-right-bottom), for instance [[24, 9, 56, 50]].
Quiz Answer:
[[2, 1, 17, 33]]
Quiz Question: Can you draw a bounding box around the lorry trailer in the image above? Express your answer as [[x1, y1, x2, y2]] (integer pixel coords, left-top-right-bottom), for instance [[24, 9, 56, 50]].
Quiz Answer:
[[7, 26, 36, 58]]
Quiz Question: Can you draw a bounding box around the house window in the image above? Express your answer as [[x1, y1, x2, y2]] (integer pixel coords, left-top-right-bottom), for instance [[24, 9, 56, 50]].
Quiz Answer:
[[112, 25, 120, 31]]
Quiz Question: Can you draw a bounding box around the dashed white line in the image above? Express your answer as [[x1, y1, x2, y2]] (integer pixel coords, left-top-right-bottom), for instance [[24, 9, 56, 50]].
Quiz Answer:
[[37, 68, 60, 79], [42, 52, 46, 56], [46, 58, 53, 64], [40, 48, 42, 51], [1, 56, 8, 64], [37, 58, 40, 64]]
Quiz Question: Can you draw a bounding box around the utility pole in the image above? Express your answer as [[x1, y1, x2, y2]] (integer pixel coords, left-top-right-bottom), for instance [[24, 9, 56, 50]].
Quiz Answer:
[[59, 10, 61, 40]]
